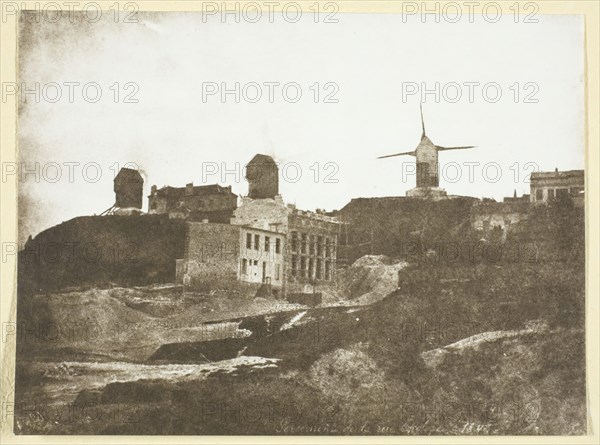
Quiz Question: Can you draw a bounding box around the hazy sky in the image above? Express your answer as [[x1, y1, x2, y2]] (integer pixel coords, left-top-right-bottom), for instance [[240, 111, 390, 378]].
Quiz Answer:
[[17, 11, 584, 242]]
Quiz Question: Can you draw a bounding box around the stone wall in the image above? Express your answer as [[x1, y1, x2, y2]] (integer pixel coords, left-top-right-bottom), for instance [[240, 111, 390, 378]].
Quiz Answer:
[[230, 196, 289, 232], [470, 201, 530, 232], [184, 223, 241, 290]]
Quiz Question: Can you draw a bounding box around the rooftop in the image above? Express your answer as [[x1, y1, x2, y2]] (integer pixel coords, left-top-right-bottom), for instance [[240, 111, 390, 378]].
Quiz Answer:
[[150, 183, 237, 198]]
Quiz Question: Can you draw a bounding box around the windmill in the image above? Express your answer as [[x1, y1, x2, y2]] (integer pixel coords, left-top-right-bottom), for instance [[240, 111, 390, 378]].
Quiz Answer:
[[378, 104, 475, 198]]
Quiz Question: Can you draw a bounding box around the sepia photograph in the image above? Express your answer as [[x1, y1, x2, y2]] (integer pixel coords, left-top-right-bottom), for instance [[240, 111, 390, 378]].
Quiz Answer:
[[0, 0, 598, 440]]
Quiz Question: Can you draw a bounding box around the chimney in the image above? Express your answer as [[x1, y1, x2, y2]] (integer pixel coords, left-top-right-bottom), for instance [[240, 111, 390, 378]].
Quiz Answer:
[[185, 182, 194, 195], [151, 185, 157, 194]]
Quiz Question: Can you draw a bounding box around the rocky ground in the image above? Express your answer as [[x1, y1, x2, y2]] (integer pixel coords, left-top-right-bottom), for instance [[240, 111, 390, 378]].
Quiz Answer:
[[13, 255, 586, 435]]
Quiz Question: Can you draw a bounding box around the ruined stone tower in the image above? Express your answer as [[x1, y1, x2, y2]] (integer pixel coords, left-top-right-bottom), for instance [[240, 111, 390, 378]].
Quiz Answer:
[[246, 154, 279, 199], [114, 167, 144, 209]]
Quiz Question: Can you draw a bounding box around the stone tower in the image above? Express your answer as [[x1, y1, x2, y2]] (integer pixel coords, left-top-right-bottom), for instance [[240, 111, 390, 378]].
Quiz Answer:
[[246, 154, 279, 199], [114, 167, 143, 209]]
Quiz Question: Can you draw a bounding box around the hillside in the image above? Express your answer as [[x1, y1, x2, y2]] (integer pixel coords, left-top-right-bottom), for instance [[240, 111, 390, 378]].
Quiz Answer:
[[18, 214, 187, 293], [335, 196, 477, 263]]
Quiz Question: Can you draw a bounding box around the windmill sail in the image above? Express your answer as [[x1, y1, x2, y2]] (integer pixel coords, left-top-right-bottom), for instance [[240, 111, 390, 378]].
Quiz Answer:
[[376, 150, 416, 159], [435, 145, 475, 151]]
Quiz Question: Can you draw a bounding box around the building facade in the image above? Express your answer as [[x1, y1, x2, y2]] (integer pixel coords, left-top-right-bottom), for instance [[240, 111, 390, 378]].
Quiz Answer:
[[287, 207, 339, 291], [230, 184, 340, 294], [148, 183, 238, 222], [175, 154, 340, 297], [177, 222, 285, 294], [530, 169, 584, 206]]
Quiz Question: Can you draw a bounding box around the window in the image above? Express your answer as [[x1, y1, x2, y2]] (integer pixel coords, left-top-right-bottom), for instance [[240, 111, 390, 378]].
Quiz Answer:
[[275, 238, 281, 254], [291, 232, 298, 252], [262, 262, 267, 280], [275, 264, 280, 280], [300, 257, 307, 278], [254, 234, 260, 250], [556, 188, 569, 199], [291, 255, 298, 277], [535, 189, 543, 201], [325, 261, 331, 281], [548, 189, 555, 200], [301, 233, 307, 254], [309, 235, 315, 255], [242, 259, 247, 275], [316, 258, 322, 279], [317, 236, 323, 256], [325, 238, 331, 257], [246, 233, 252, 249], [308, 258, 314, 279], [264, 236, 270, 252]]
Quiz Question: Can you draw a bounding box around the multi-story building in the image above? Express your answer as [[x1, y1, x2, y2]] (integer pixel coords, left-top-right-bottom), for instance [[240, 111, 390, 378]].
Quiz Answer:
[[287, 207, 339, 288], [230, 154, 340, 294], [177, 154, 340, 297], [177, 221, 285, 295]]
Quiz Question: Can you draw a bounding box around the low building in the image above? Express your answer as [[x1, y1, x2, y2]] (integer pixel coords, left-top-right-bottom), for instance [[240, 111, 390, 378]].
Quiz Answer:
[[148, 183, 238, 222], [530, 169, 584, 206], [176, 222, 285, 295]]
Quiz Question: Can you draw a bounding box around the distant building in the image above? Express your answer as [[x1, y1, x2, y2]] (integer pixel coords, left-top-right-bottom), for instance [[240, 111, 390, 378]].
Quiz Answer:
[[471, 199, 529, 234], [503, 190, 530, 204], [530, 169, 584, 206], [148, 183, 238, 222], [114, 167, 143, 209], [471, 168, 585, 234]]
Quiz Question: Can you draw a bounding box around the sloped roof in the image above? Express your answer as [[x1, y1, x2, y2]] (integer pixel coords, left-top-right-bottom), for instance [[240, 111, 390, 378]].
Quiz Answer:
[[114, 167, 143, 183]]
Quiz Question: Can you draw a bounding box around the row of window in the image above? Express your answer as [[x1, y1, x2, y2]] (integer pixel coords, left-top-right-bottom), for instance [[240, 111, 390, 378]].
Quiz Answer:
[[289, 231, 335, 257], [290, 255, 334, 281], [245, 232, 282, 254], [534, 187, 583, 201]]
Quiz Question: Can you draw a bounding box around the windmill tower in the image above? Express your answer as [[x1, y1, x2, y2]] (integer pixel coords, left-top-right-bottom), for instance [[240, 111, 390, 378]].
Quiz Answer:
[[378, 104, 475, 199]]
